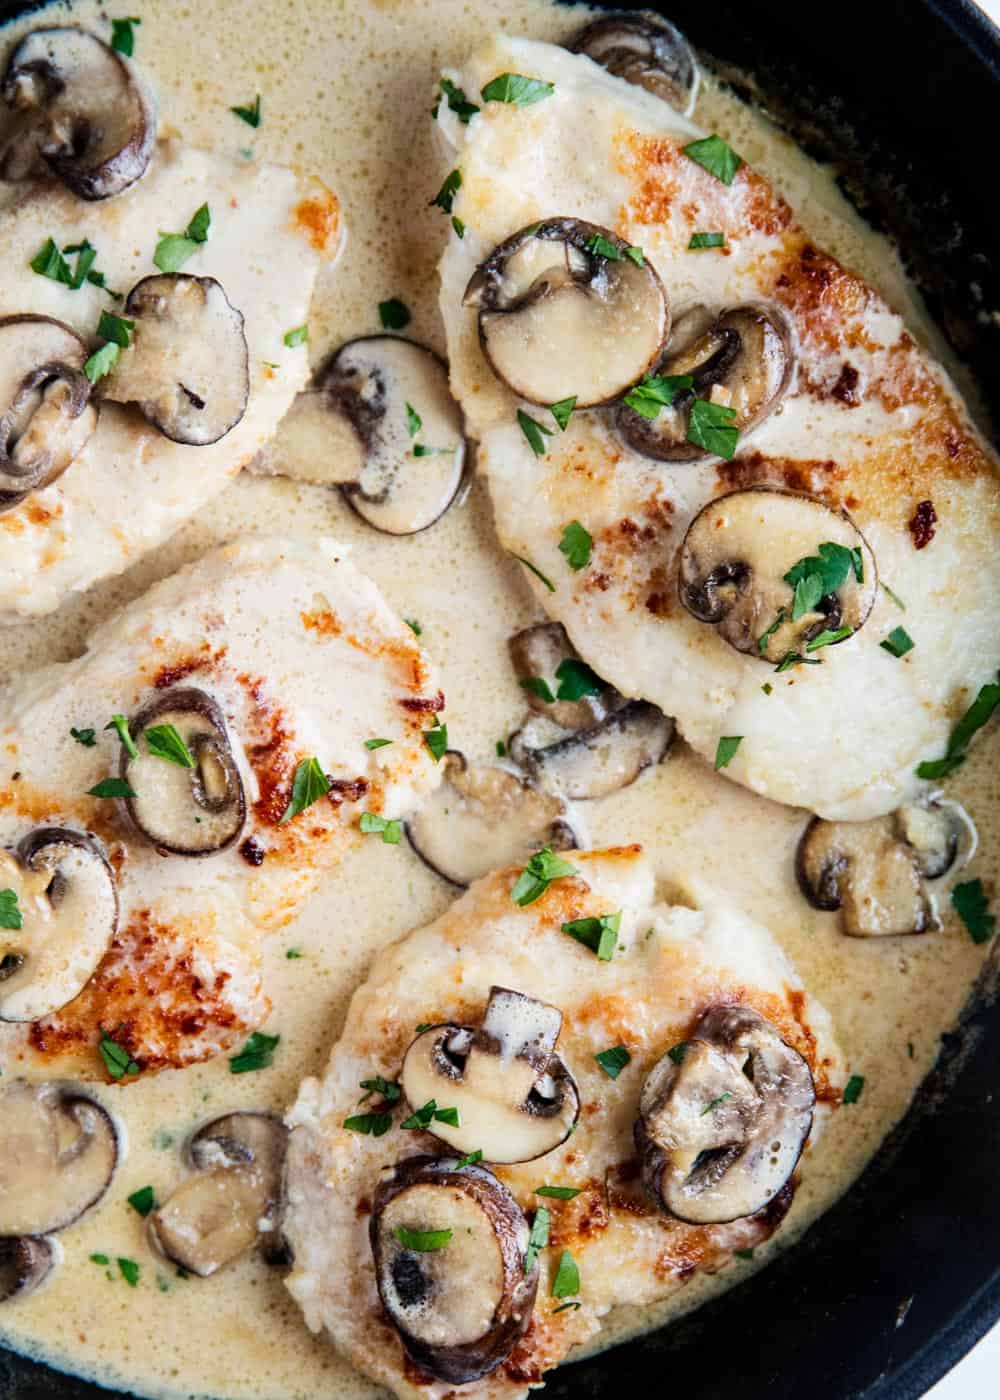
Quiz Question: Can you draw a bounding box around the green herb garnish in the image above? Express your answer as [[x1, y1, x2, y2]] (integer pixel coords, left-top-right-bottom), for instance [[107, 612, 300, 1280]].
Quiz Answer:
[[405, 617, 422, 636], [559, 520, 592, 571], [359, 812, 403, 844], [880, 626, 915, 658], [952, 879, 995, 945], [83, 342, 121, 385], [343, 1111, 392, 1136], [784, 542, 858, 620], [229, 1031, 280, 1074], [521, 676, 556, 703], [843, 1074, 865, 1105], [524, 1206, 550, 1271], [806, 627, 853, 653], [87, 778, 137, 799], [562, 911, 621, 961], [430, 168, 462, 213], [689, 231, 726, 249], [518, 408, 554, 457], [154, 204, 211, 273], [100, 1035, 140, 1080], [359, 1075, 401, 1103], [400, 1099, 460, 1130], [231, 94, 262, 128], [687, 398, 739, 459], [365, 738, 393, 751], [511, 552, 555, 593], [423, 717, 449, 763], [512, 846, 577, 906], [279, 757, 330, 824], [550, 397, 577, 431], [481, 73, 554, 106], [144, 724, 196, 768], [455, 1149, 484, 1169], [378, 298, 411, 330], [667, 1042, 687, 1065], [0, 890, 22, 931], [554, 657, 602, 701], [682, 134, 742, 185], [110, 17, 141, 56], [536, 1185, 582, 1200], [438, 77, 479, 123], [127, 1186, 156, 1218], [622, 372, 693, 420], [284, 324, 309, 348], [117, 1257, 140, 1287], [395, 1224, 453, 1252], [916, 677, 1000, 779], [701, 1092, 733, 1116], [105, 714, 138, 760], [714, 735, 742, 770], [71, 727, 97, 747], [595, 1045, 631, 1079], [551, 1249, 580, 1299]]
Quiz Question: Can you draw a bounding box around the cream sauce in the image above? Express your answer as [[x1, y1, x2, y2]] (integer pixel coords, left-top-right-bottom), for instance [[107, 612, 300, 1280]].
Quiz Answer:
[[0, 1, 995, 1397]]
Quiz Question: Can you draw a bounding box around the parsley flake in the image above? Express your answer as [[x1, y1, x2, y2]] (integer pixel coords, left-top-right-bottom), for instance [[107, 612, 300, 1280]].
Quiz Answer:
[[518, 408, 554, 457], [84, 342, 121, 385], [71, 726, 97, 747], [117, 1257, 140, 1288], [105, 714, 138, 760], [952, 879, 995, 945], [559, 520, 592, 571], [430, 168, 462, 213], [595, 1045, 631, 1079], [144, 724, 196, 768], [284, 324, 309, 348], [524, 1206, 550, 1271], [916, 677, 1000, 779], [512, 846, 577, 906], [536, 1185, 582, 1200], [365, 737, 393, 750], [510, 552, 555, 593], [110, 17, 141, 56], [154, 205, 211, 273], [806, 627, 853, 653], [405, 617, 422, 636], [521, 676, 556, 704], [687, 398, 739, 459], [0, 889, 22, 931], [438, 77, 479, 124], [343, 1111, 392, 1136], [395, 1225, 452, 1252], [378, 298, 410, 330], [359, 1075, 401, 1103], [423, 718, 449, 763], [622, 372, 693, 420], [87, 778, 137, 799], [127, 1186, 156, 1218], [279, 757, 330, 824], [689, 231, 726, 250], [549, 397, 577, 432], [714, 735, 742, 770], [229, 1031, 280, 1074], [480, 73, 554, 106], [701, 1092, 733, 1116], [881, 626, 915, 658], [100, 1035, 140, 1080], [562, 911, 621, 961], [551, 1249, 580, 1299], [455, 1149, 484, 1169], [231, 94, 262, 128], [405, 402, 422, 437], [843, 1074, 865, 1105], [682, 133, 742, 185], [359, 812, 403, 844], [554, 657, 602, 701], [667, 1042, 687, 1065]]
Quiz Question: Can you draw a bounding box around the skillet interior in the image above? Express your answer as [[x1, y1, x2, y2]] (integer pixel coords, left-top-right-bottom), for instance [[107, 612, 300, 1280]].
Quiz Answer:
[[0, 0, 997, 1396]]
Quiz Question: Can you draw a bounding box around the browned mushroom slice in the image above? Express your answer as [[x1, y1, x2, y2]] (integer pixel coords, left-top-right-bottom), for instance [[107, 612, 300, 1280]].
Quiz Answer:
[[509, 622, 623, 731], [678, 489, 878, 661], [406, 750, 578, 889], [464, 218, 669, 408], [0, 316, 97, 513], [519, 700, 673, 800], [122, 688, 246, 856], [0, 828, 118, 1023], [0, 1236, 56, 1303], [101, 275, 249, 445], [371, 1155, 537, 1384], [0, 1082, 119, 1235], [149, 1112, 288, 1277], [0, 27, 154, 199], [618, 304, 793, 462], [401, 987, 580, 1164], [637, 1005, 815, 1224], [796, 800, 972, 937], [569, 11, 698, 115]]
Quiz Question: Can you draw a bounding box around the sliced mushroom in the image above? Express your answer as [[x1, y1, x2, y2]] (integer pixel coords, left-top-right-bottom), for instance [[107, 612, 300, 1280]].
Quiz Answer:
[[465, 218, 669, 408], [796, 800, 974, 937], [0, 828, 118, 1023], [0, 315, 97, 513], [371, 1154, 537, 1384], [678, 488, 878, 661], [401, 987, 580, 1164], [406, 750, 578, 889], [569, 11, 698, 115], [101, 275, 249, 445], [121, 687, 246, 857], [0, 27, 154, 200], [518, 700, 673, 800], [637, 1005, 815, 1224], [306, 336, 468, 535], [509, 622, 623, 731], [0, 1082, 119, 1235], [149, 1112, 288, 1278], [618, 304, 793, 462], [0, 1236, 56, 1303]]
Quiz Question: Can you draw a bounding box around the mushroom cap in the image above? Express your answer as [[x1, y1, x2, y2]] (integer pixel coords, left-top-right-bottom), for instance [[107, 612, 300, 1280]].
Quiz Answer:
[[637, 1004, 815, 1224], [0, 1235, 56, 1304], [569, 11, 699, 115], [0, 315, 97, 512], [400, 986, 580, 1164], [508, 621, 622, 732], [102, 274, 250, 446], [465, 218, 670, 407], [121, 687, 247, 857], [370, 1154, 537, 1385], [618, 304, 794, 463], [678, 487, 878, 662], [0, 827, 118, 1023], [0, 26, 155, 200], [0, 1081, 119, 1235], [519, 699, 674, 801]]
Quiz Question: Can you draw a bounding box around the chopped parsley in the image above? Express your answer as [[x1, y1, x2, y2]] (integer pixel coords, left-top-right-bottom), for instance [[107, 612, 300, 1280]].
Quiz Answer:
[[553, 1300, 582, 1314], [100, 1035, 140, 1080], [805, 626, 853, 653], [757, 612, 785, 655], [784, 542, 862, 620], [667, 1042, 687, 1065], [774, 652, 821, 674], [154, 203, 211, 274], [87, 778, 137, 799], [229, 1031, 280, 1074], [762, 682, 773, 695], [583, 233, 642, 264], [405, 617, 422, 636], [455, 1149, 484, 1169], [512, 846, 577, 906], [279, 757, 330, 824], [882, 581, 906, 610], [423, 716, 449, 763], [437, 77, 479, 124], [682, 133, 742, 185], [521, 676, 556, 703], [405, 402, 422, 436], [284, 324, 309, 348], [0, 889, 22, 931], [714, 735, 742, 770], [144, 724, 196, 769], [559, 520, 592, 571], [452, 215, 465, 238], [286, 947, 303, 959], [359, 1075, 401, 1103], [30, 237, 116, 295], [561, 910, 620, 961], [365, 737, 393, 751], [430, 168, 462, 213], [524, 1206, 550, 1271], [395, 1225, 452, 1252], [71, 727, 97, 747], [595, 1045, 631, 1079], [359, 812, 403, 844], [536, 1185, 582, 1200], [496, 740, 507, 757], [842, 1074, 865, 1105], [110, 17, 141, 56], [689, 231, 726, 250], [622, 372, 693, 420], [400, 1099, 460, 1130], [83, 342, 122, 386], [916, 676, 1000, 779], [90, 1254, 110, 1267], [343, 1111, 392, 1136], [554, 656, 602, 701], [378, 298, 410, 330], [880, 626, 915, 658], [549, 397, 577, 432], [480, 73, 554, 106], [551, 1249, 580, 1299], [734, 1247, 755, 1260], [117, 1257, 141, 1288], [518, 408, 554, 457], [105, 714, 138, 760], [230, 94, 262, 128], [687, 398, 739, 459], [952, 879, 995, 945], [96, 311, 135, 347], [701, 1092, 733, 1116], [127, 1186, 156, 1218], [511, 552, 555, 593]]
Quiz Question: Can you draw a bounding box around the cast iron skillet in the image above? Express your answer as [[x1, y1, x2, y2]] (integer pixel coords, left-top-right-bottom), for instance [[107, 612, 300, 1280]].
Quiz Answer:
[[1, 1, 998, 1397]]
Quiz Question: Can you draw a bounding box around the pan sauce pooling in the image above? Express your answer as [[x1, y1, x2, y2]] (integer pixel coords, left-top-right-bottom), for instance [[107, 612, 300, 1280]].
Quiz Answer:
[[0, 2, 997, 1400]]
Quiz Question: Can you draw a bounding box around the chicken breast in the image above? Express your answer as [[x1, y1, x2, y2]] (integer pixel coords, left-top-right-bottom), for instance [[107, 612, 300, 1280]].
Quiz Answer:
[[0, 535, 443, 1078], [284, 845, 843, 1400], [0, 137, 341, 621], [437, 36, 1000, 821]]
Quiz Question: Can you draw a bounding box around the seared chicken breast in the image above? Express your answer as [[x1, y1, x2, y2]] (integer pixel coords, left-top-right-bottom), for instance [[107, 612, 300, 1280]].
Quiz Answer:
[[0, 535, 442, 1078], [284, 845, 842, 1400], [437, 36, 1000, 820]]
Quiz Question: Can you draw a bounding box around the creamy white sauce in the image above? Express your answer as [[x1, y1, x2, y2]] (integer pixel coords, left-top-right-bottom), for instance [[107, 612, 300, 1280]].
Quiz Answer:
[[0, 1, 995, 1398]]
